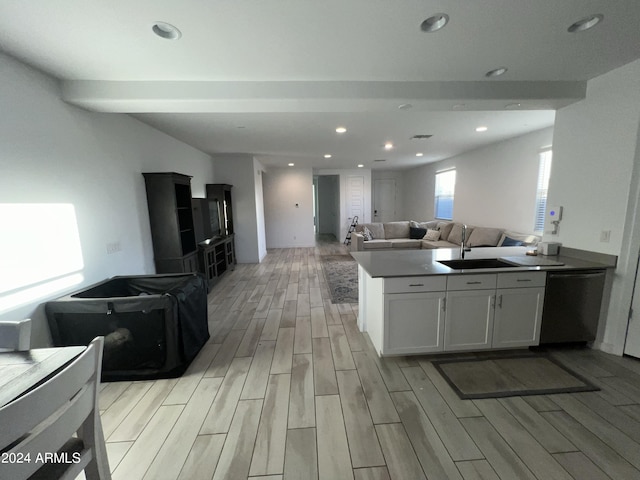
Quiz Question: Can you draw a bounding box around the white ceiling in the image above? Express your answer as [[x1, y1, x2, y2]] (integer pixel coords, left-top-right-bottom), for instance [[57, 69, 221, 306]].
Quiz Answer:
[[1, 1, 639, 169]]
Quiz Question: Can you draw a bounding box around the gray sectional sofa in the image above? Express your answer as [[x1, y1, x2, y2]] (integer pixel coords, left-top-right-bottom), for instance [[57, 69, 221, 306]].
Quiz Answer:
[[350, 220, 540, 252]]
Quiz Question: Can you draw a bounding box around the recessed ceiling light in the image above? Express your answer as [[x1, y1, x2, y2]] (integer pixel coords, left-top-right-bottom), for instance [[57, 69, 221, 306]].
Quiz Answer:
[[475, 126, 488, 132], [398, 103, 413, 110], [357, 164, 364, 168], [288, 163, 295, 166], [384, 142, 394, 150], [416, 153, 424, 157], [485, 67, 508, 78], [420, 13, 449, 33], [336, 127, 347, 133], [152, 22, 182, 40], [324, 154, 332, 158], [568, 14, 603, 33], [452, 103, 467, 110], [504, 103, 523, 110]]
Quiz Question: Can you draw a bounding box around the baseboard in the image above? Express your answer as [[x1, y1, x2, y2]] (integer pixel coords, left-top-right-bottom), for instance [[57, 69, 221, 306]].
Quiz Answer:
[[592, 340, 624, 356], [266, 243, 316, 249]]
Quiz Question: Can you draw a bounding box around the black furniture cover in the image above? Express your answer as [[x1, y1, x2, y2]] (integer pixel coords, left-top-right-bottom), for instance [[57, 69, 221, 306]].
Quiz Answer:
[[46, 273, 209, 381]]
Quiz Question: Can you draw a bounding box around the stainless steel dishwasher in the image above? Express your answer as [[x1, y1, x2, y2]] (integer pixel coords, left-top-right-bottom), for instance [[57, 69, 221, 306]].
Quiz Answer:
[[540, 269, 606, 344]]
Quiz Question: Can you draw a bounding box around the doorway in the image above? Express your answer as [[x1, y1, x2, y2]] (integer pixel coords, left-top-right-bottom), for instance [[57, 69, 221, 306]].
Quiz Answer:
[[315, 175, 340, 240], [624, 253, 640, 358]]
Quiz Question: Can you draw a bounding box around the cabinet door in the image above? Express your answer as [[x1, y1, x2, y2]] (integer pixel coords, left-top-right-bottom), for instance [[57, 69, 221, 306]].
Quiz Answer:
[[182, 253, 199, 273], [444, 290, 495, 351], [384, 292, 445, 354], [493, 287, 544, 348]]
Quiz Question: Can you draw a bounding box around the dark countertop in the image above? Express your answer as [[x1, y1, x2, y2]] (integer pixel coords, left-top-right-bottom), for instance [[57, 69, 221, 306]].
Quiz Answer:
[[351, 246, 615, 278]]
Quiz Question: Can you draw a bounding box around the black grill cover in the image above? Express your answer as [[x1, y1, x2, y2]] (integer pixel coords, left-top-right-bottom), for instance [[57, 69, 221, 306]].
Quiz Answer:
[[45, 273, 209, 381]]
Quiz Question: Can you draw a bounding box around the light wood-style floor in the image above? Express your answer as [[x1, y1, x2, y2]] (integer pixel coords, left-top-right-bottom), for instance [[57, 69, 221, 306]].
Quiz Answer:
[[96, 237, 640, 480]]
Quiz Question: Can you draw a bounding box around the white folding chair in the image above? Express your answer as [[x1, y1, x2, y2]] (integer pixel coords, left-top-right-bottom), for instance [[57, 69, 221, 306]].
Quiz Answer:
[[0, 318, 32, 351], [0, 337, 111, 480]]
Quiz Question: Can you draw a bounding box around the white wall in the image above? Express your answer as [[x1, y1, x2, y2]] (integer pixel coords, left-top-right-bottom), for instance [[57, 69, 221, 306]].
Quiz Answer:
[[547, 62, 640, 254], [212, 154, 266, 263], [547, 59, 640, 354], [254, 158, 268, 261], [403, 127, 554, 233], [263, 167, 316, 248], [0, 52, 214, 347]]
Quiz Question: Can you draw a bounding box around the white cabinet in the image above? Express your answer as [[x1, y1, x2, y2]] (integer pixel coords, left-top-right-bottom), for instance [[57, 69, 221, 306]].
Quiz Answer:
[[384, 292, 445, 354], [444, 290, 495, 351], [444, 271, 546, 352], [360, 267, 546, 356], [492, 287, 545, 348]]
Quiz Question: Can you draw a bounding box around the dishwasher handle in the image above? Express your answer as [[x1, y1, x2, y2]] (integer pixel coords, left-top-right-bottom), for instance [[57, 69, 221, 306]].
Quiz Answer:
[[548, 270, 605, 280]]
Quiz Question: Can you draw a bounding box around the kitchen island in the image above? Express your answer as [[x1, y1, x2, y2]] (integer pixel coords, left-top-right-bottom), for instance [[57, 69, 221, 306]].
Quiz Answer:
[[351, 246, 615, 356]]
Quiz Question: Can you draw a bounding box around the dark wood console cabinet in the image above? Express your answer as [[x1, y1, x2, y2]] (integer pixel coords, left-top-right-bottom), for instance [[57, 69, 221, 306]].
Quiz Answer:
[[198, 235, 236, 290], [143, 172, 198, 274]]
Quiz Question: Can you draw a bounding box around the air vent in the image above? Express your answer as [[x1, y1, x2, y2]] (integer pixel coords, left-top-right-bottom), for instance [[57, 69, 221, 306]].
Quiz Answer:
[[374, 159, 387, 162], [411, 134, 433, 139]]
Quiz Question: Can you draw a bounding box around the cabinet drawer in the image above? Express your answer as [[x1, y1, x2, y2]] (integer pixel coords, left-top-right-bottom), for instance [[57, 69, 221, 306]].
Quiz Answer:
[[497, 271, 546, 289], [384, 276, 446, 293], [447, 274, 497, 291]]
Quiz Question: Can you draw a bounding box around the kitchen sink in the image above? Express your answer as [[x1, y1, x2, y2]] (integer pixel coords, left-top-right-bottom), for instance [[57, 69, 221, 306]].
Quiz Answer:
[[438, 258, 520, 270]]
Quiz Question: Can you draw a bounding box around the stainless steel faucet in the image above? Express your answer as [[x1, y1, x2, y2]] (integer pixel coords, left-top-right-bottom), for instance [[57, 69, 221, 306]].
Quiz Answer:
[[460, 224, 467, 259]]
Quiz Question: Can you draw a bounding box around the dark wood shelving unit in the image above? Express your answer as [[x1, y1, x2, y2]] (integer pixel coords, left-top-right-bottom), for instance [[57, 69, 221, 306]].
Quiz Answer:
[[143, 172, 199, 273]]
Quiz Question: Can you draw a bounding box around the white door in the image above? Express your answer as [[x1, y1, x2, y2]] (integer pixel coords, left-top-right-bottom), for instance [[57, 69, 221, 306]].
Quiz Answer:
[[374, 179, 396, 223], [346, 175, 365, 229], [625, 255, 640, 357]]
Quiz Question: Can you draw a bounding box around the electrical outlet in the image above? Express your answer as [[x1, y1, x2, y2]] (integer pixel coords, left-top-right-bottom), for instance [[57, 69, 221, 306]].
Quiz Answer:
[[600, 230, 611, 243], [106, 241, 121, 254]]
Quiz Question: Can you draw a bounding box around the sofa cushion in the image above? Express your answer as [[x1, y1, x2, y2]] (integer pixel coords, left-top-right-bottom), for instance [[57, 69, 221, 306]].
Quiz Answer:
[[467, 227, 503, 247], [356, 222, 385, 240], [383, 221, 410, 239], [363, 239, 392, 249], [498, 231, 540, 246], [410, 220, 440, 230], [424, 229, 441, 241], [500, 236, 524, 246], [409, 227, 427, 239], [448, 224, 475, 245], [362, 226, 374, 241], [422, 239, 458, 249], [436, 222, 454, 240], [391, 239, 422, 248]]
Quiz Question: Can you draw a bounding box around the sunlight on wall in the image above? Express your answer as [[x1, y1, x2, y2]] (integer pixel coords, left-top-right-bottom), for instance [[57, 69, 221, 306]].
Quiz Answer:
[[0, 204, 84, 312]]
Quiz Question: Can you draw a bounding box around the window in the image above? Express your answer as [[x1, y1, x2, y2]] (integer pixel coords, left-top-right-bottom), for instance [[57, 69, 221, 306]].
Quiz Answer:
[[435, 169, 456, 220], [534, 149, 552, 233]]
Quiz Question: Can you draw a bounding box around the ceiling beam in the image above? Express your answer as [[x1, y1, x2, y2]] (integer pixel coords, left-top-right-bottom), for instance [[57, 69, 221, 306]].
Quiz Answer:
[[61, 80, 586, 113]]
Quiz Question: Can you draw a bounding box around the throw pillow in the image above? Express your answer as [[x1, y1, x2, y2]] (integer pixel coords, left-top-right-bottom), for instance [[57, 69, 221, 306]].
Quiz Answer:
[[501, 236, 524, 246], [362, 226, 374, 241], [423, 229, 441, 241], [409, 227, 427, 239]]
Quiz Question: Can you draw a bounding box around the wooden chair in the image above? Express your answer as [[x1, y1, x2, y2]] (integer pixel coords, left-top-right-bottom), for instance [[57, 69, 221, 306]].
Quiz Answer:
[[0, 337, 111, 479], [0, 318, 32, 351]]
